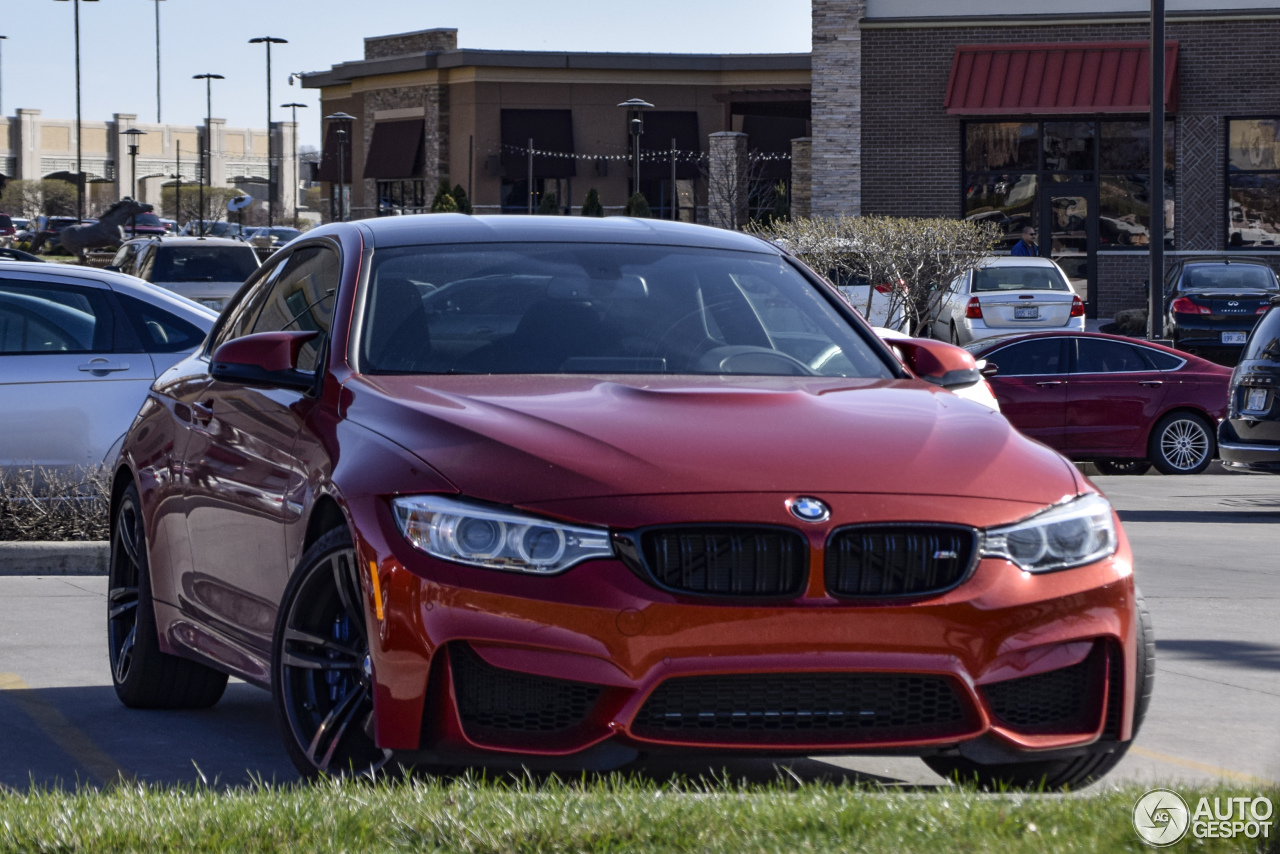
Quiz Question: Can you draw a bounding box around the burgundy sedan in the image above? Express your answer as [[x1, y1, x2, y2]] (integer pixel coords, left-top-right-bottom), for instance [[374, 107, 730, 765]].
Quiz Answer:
[[973, 332, 1231, 475], [107, 216, 1149, 789]]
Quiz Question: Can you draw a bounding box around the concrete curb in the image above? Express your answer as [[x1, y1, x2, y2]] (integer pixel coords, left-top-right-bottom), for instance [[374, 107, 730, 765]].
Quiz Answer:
[[0, 542, 109, 576]]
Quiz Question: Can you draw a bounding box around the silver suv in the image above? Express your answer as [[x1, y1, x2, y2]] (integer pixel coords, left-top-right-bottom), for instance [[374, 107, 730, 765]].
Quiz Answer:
[[108, 236, 260, 313]]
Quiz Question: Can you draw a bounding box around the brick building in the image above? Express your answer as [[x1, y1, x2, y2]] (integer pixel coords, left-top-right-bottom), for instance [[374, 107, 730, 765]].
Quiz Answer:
[[811, 0, 1280, 318], [300, 28, 810, 221]]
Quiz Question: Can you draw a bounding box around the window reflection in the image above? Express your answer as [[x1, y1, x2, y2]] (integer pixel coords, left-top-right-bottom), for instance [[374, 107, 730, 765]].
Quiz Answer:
[[1228, 120, 1280, 248], [965, 173, 1038, 252], [965, 123, 1038, 172], [1043, 121, 1094, 172]]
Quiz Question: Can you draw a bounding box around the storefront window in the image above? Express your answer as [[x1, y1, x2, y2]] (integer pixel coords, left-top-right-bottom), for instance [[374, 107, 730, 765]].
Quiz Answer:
[[1227, 119, 1280, 248], [376, 180, 427, 215], [965, 173, 1038, 251], [1043, 122, 1094, 172], [965, 123, 1039, 172]]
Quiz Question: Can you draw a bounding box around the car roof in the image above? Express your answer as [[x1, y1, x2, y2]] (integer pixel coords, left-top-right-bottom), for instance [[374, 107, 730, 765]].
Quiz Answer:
[[970, 330, 1204, 360], [0, 260, 218, 330], [125, 235, 253, 248], [346, 213, 782, 254], [977, 255, 1060, 269], [1175, 256, 1275, 268]]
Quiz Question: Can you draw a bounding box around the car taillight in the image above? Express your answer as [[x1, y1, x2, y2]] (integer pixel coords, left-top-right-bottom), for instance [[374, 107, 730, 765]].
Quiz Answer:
[[1258, 305, 1271, 315], [1070, 295, 1085, 317], [965, 297, 983, 319], [874, 283, 891, 294], [1171, 296, 1211, 315]]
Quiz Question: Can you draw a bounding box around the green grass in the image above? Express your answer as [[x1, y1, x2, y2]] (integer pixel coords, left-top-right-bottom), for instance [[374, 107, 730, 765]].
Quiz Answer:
[[1, 776, 1276, 853]]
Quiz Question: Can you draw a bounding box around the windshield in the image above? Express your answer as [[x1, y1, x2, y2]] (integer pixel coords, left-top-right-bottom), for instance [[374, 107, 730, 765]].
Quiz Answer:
[[972, 266, 1071, 293], [151, 246, 259, 283], [359, 243, 893, 378], [1180, 264, 1279, 292], [132, 214, 163, 227]]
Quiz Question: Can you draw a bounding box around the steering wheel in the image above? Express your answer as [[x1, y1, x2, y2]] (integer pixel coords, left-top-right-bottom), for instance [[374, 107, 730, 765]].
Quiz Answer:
[[696, 345, 819, 376]]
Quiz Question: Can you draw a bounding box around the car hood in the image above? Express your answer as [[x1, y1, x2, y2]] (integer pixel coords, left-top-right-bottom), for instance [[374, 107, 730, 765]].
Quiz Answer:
[[346, 375, 1079, 509]]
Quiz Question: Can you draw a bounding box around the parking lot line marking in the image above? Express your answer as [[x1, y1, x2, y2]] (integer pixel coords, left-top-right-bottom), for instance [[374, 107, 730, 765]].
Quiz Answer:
[[1130, 745, 1265, 784], [0, 673, 132, 785]]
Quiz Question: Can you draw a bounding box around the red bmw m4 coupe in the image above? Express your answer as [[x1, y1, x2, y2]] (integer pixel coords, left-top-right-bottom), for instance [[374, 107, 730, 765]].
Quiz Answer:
[[108, 216, 1151, 787]]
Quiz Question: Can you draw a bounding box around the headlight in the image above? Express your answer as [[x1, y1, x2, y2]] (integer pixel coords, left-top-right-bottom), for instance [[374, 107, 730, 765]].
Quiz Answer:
[[391, 495, 613, 575], [981, 493, 1117, 573]]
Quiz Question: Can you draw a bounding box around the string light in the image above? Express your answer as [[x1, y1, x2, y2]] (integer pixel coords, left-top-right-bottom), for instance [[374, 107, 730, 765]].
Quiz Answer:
[[496, 144, 792, 163]]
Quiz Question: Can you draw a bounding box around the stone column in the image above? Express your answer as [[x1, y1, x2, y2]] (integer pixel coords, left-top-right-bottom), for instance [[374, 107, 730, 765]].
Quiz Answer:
[[208, 118, 227, 188], [16, 109, 41, 181], [275, 120, 298, 221], [811, 0, 865, 217], [790, 137, 812, 220], [708, 131, 749, 230], [112, 113, 136, 202]]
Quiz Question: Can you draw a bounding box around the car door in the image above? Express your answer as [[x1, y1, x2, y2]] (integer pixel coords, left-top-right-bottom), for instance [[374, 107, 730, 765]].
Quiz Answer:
[[0, 273, 155, 475], [980, 337, 1069, 450], [177, 245, 339, 659], [932, 270, 968, 338], [1065, 337, 1171, 456]]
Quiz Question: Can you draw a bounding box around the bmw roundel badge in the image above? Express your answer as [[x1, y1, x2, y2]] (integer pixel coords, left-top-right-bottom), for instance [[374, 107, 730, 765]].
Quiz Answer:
[[788, 496, 831, 523]]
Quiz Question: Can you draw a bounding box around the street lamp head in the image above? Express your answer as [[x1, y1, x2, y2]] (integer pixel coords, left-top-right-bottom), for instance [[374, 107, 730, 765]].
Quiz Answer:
[[617, 99, 654, 110], [281, 102, 308, 109], [325, 112, 356, 122], [249, 37, 288, 45], [122, 128, 147, 136], [193, 73, 225, 80]]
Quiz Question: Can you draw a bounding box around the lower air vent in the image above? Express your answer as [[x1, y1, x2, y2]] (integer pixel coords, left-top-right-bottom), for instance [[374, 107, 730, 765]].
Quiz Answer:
[[983, 645, 1106, 733], [450, 644, 601, 734]]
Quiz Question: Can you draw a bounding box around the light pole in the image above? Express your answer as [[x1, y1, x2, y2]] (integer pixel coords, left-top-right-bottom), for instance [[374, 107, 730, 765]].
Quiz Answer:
[[54, 0, 100, 221], [0, 36, 7, 118], [1148, 0, 1166, 340], [173, 139, 182, 227], [153, 0, 164, 122], [325, 112, 355, 222], [122, 127, 145, 234], [249, 37, 287, 227], [193, 73, 224, 236], [282, 102, 307, 227], [618, 99, 653, 202]]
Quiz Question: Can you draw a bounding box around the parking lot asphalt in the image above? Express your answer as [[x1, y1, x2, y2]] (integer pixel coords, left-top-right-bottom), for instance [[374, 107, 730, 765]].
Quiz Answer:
[[2, 472, 1278, 791]]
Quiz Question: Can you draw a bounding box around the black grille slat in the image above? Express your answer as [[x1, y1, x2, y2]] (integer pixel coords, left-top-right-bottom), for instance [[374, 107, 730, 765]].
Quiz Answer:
[[451, 645, 601, 734], [633, 672, 968, 743], [641, 528, 806, 597], [825, 526, 976, 598]]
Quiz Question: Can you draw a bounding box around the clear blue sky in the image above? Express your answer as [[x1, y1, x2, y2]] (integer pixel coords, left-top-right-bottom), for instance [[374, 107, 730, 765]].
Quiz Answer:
[[1, 0, 811, 150]]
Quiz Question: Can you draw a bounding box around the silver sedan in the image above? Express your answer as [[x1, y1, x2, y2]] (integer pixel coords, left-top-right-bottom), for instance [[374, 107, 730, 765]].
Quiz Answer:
[[0, 262, 216, 474]]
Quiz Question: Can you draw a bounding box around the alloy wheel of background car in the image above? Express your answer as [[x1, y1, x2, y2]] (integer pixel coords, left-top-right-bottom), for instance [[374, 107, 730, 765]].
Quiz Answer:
[[108, 483, 228, 709], [272, 526, 392, 778], [922, 591, 1154, 791], [1093, 460, 1154, 476], [1149, 412, 1215, 475]]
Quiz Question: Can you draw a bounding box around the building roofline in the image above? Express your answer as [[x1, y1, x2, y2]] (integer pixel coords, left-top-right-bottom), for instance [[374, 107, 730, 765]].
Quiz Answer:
[[862, 8, 1280, 28], [300, 48, 810, 88]]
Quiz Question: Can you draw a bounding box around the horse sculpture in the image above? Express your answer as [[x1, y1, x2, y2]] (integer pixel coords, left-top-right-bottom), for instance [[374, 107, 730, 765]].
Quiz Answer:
[[57, 199, 153, 263]]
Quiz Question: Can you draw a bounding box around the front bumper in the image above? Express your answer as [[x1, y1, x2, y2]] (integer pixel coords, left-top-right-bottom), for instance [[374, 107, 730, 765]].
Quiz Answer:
[[350, 493, 1138, 763]]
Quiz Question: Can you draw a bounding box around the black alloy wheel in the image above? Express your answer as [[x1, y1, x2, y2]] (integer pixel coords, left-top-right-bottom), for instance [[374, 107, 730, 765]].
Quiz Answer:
[[109, 482, 228, 708], [1149, 411, 1215, 475], [1093, 460, 1154, 476], [273, 526, 391, 778]]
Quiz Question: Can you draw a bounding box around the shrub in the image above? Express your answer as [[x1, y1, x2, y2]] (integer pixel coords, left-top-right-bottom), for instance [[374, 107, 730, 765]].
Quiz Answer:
[[623, 193, 651, 218], [451, 184, 473, 215], [537, 192, 559, 215], [431, 182, 458, 213], [0, 467, 110, 542], [581, 188, 604, 217]]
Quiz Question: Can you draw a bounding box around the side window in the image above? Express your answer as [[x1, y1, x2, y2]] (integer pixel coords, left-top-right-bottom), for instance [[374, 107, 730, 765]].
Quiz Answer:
[[110, 243, 137, 271], [249, 246, 340, 372], [1135, 346, 1184, 371], [1074, 338, 1150, 374], [0, 280, 114, 354], [136, 247, 156, 281], [209, 257, 288, 352], [115, 293, 208, 353], [983, 339, 1065, 376]]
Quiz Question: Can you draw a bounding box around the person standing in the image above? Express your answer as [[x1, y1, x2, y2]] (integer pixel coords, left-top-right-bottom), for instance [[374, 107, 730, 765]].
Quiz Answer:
[[1011, 226, 1038, 257]]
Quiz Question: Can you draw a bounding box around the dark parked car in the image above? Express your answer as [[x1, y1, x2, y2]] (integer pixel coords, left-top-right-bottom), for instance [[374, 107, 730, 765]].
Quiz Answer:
[[31, 216, 81, 254], [122, 211, 168, 239], [0, 214, 16, 240], [0, 247, 44, 263], [1163, 257, 1279, 363], [107, 215, 1149, 790], [1219, 298, 1280, 472], [972, 331, 1232, 475]]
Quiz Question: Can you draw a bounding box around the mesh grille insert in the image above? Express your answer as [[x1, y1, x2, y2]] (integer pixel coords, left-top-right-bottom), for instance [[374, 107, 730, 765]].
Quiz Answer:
[[451, 644, 601, 734], [983, 647, 1103, 733], [825, 526, 977, 597], [639, 528, 807, 597], [633, 672, 968, 743]]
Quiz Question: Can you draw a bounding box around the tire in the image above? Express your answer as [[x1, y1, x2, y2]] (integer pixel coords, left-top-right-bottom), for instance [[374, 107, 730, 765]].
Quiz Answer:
[[109, 482, 228, 709], [1148, 411, 1215, 475], [949, 322, 962, 346], [923, 592, 1155, 791], [271, 526, 391, 778], [1094, 460, 1154, 476]]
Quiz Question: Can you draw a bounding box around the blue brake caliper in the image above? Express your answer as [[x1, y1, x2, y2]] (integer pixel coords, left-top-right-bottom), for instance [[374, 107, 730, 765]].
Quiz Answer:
[[327, 613, 350, 703]]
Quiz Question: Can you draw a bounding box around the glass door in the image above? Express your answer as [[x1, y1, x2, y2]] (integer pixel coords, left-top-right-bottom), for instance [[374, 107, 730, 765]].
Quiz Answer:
[[1043, 184, 1098, 318]]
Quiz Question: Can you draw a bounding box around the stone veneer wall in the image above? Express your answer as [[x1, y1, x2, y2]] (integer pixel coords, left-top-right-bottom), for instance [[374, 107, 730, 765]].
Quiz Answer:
[[810, 0, 866, 217], [365, 29, 458, 60]]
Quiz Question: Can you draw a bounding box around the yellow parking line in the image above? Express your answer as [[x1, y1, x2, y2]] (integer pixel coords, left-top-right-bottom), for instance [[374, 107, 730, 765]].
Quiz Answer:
[[0, 673, 132, 785], [1130, 745, 1264, 784]]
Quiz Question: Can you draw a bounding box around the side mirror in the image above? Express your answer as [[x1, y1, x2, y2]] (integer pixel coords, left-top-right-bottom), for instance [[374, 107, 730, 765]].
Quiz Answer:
[[892, 338, 982, 389], [103, 265, 121, 273], [211, 330, 319, 391]]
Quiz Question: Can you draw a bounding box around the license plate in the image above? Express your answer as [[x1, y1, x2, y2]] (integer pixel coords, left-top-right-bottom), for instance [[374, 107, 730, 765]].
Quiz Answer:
[[1222, 331, 1248, 345], [1247, 388, 1269, 411], [200, 299, 225, 311], [1014, 306, 1040, 319]]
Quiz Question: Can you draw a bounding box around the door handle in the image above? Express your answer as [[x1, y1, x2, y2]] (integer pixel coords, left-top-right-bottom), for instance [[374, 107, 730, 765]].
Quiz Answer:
[[191, 401, 214, 426], [1035, 381, 1063, 386], [1139, 380, 1164, 387], [78, 358, 130, 373]]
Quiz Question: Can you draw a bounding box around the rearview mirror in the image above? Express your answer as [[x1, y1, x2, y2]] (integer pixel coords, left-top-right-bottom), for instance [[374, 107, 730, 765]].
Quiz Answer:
[[892, 338, 982, 389], [211, 330, 319, 391]]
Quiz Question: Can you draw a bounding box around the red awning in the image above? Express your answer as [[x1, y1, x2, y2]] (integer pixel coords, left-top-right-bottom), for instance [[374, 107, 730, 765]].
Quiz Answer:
[[945, 41, 1178, 115]]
